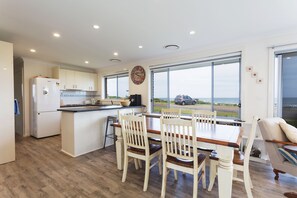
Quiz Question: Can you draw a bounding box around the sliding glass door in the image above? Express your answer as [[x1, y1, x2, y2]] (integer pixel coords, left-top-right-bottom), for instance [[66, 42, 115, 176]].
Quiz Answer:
[[275, 52, 297, 126]]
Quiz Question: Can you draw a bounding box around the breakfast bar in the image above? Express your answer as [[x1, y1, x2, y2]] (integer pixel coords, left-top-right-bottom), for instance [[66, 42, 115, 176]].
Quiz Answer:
[[58, 105, 144, 157]]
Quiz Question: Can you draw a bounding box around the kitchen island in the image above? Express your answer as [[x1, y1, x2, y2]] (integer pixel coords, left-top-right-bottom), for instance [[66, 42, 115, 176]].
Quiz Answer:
[[58, 105, 144, 157]]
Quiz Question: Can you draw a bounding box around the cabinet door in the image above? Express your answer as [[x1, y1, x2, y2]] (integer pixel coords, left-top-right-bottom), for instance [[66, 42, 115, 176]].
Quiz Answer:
[[75, 71, 89, 91], [65, 70, 76, 89], [59, 69, 67, 90], [89, 73, 98, 91]]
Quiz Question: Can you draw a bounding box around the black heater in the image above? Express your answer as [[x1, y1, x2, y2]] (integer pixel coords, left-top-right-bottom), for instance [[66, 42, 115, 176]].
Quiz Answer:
[[129, 94, 141, 106]]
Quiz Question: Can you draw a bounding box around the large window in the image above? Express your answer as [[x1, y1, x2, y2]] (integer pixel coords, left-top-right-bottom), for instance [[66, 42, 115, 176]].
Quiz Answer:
[[105, 73, 129, 99], [274, 51, 297, 126], [151, 54, 241, 119]]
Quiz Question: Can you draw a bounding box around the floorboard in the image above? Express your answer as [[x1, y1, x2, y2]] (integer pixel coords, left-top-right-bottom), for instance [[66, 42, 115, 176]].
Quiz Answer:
[[0, 135, 296, 197]]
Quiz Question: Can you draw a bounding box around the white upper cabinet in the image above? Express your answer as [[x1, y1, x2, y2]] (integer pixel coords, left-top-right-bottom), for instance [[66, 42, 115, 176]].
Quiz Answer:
[[88, 73, 98, 91], [65, 70, 76, 89], [53, 67, 98, 91], [58, 69, 67, 90]]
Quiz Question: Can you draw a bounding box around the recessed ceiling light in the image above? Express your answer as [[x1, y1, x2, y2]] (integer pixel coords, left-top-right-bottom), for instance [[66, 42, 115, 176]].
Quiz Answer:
[[93, 25, 100, 29], [53, 33, 61, 38], [189, 30, 196, 35], [286, 57, 291, 60], [30, 49, 36, 53], [85, 61, 89, 64], [164, 44, 180, 50], [113, 52, 118, 56], [109, 59, 121, 62], [138, 45, 143, 49], [123, 68, 128, 71]]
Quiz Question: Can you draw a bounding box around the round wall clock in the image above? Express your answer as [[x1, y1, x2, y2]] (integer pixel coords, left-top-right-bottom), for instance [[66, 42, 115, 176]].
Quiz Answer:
[[131, 65, 146, 85]]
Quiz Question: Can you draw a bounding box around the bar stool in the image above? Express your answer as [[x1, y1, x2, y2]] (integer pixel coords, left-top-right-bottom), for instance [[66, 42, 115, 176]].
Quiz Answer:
[[103, 115, 118, 149]]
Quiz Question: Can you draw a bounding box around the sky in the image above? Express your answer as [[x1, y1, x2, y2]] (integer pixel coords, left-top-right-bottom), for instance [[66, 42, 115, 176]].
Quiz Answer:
[[107, 76, 129, 98], [154, 62, 240, 99]]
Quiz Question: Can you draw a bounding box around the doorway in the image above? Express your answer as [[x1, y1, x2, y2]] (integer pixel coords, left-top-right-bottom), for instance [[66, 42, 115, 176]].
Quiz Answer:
[[14, 57, 24, 136]]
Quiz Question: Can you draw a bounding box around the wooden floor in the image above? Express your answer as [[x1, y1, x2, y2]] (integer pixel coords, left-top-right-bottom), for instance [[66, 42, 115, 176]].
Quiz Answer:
[[0, 136, 296, 198]]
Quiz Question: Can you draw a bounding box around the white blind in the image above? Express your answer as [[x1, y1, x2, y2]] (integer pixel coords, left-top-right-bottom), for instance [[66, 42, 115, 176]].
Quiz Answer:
[[150, 51, 241, 71]]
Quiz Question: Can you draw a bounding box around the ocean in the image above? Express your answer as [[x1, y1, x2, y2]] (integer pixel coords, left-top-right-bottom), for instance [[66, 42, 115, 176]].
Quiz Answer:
[[199, 98, 239, 104], [157, 97, 239, 104]]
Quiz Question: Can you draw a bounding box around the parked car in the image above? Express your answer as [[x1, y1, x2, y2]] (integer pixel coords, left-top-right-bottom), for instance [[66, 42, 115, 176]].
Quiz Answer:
[[174, 95, 197, 105]]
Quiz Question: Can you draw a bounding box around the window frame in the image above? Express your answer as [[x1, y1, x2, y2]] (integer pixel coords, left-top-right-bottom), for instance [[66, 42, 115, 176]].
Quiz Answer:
[[150, 53, 242, 119], [104, 73, 129, 99]]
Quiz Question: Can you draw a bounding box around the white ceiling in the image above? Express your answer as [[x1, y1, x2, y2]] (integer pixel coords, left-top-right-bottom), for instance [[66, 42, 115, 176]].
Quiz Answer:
[[1, 0, 297, 68]]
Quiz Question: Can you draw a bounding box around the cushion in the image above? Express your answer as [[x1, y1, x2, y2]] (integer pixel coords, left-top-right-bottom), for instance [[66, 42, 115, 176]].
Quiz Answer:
[[279, 122, 297, 143], [258, 118, 288, 142], [278, 148, 297, 166]]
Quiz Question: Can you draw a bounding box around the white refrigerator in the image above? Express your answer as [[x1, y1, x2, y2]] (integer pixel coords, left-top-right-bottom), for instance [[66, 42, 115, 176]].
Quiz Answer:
[[31, 77, 61, 138]]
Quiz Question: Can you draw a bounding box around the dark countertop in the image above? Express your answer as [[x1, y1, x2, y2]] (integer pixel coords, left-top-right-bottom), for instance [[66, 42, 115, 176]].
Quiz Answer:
[[58, 105, 144, 113]]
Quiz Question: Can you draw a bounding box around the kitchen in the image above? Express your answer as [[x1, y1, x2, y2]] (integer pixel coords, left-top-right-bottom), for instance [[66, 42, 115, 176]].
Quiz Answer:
[[1, 1, 297, 197], [28, 66, 144, 157]]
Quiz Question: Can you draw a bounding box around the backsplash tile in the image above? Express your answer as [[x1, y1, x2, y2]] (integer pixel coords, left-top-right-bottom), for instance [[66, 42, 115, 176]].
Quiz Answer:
[[60, 90, 101, 106]]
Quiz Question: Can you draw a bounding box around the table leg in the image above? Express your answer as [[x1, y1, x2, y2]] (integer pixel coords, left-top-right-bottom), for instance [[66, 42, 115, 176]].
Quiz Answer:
[[115, 127, 124, 170], [217, 145, 234, 198]]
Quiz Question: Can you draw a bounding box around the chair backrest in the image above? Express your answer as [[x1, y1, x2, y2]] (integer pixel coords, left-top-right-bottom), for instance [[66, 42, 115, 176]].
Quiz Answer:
[[118, 109, 135, 123], [258, 117, 288, 169], [121, 115, 149, 153], [192, 110, 216, 124], [161, 108, 181, 119], [243, 116, 258, 167], [160, 118, 198, 163]]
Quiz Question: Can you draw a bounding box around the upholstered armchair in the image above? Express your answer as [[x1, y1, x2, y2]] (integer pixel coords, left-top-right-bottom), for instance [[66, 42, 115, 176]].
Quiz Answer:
[[258, 117, 297, 180]]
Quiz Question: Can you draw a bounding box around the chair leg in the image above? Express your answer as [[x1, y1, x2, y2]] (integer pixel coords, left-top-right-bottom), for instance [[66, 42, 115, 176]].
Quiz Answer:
[[158, 154, 162, 175], [244, 170, 253, 198], [103, 118, 109, 149], [174, 170, 178, 181], [248, 171, 253, 189], [202, 163, 206, 189], [208, 160, 217, 191], [193, 170, 198, 198], [134, 158, 139, 170], [161, 166, 167, 198], [143, 159, 150, 191], [233, 169, 238, 178], [273, 169, 285, 180], [122, 155, 128, 182], [138, 159, 142, 169]]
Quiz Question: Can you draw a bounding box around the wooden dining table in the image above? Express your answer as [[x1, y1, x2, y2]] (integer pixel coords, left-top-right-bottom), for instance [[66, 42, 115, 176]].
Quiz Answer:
[[112, 116, 243, 198]]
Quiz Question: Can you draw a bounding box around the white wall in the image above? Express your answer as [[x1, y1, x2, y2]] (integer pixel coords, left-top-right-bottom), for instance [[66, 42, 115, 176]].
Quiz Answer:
[[0, 41, 15, 164], [97, 31, 297, 123]]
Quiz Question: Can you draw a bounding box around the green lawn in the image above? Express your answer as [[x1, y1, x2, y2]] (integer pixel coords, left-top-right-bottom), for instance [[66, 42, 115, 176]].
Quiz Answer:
[[152, 101, 239, 118]]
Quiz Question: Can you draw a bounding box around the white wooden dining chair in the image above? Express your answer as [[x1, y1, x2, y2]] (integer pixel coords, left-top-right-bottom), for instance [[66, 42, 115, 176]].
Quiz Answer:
[[118, 109, 135, 123], [160, 118, 206, 198], [121, 115, 162, 191], [208, 116, 258, 198], [161, 108, 181, 119], [160, 108, 182, 179], [192, 110, 216, 124], [192, 110, 217, 152], [118, 109, 143, 169]]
